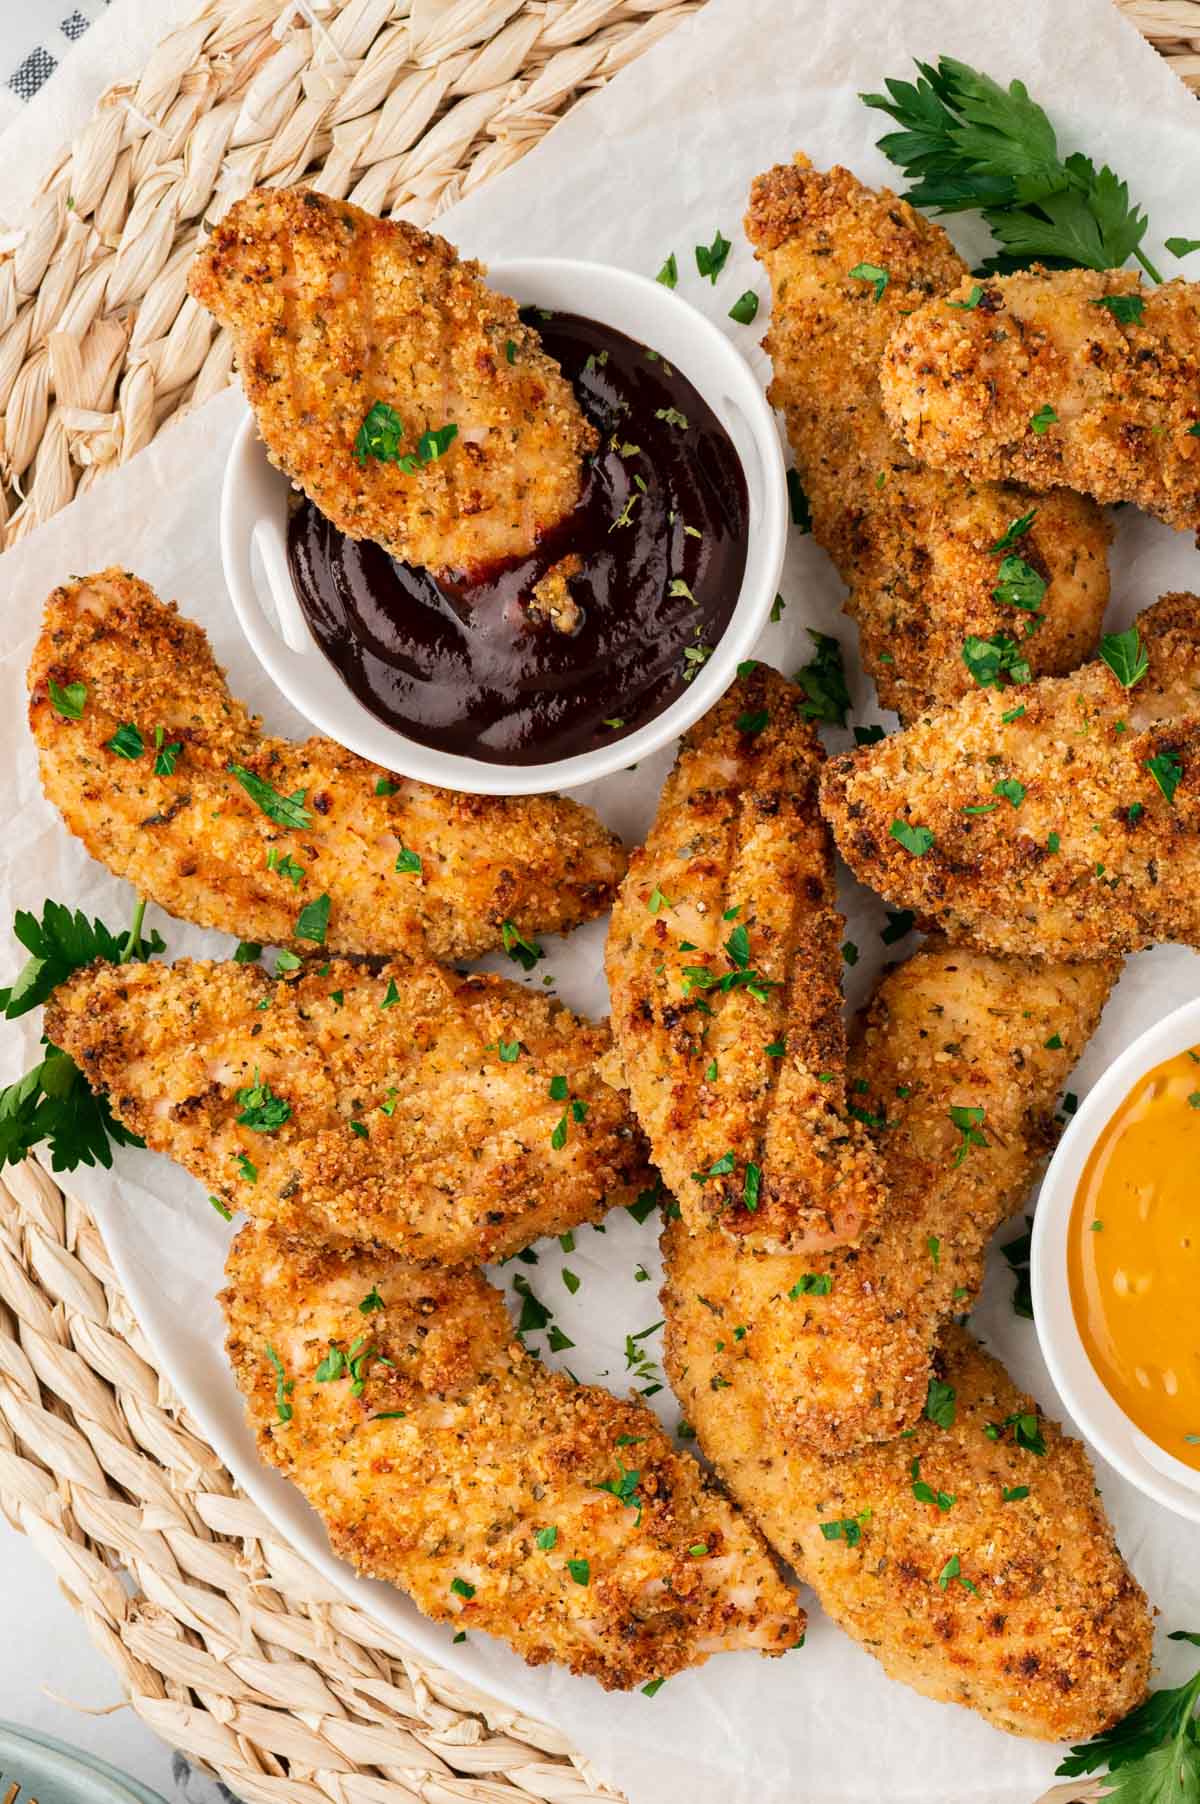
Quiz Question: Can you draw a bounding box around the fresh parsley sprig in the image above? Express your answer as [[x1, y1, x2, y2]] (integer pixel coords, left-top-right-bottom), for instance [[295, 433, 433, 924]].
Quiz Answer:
[[861, 56, 1166, 283], [1058, 1632, 1200, 1803], [0, 898, 165, 1172]]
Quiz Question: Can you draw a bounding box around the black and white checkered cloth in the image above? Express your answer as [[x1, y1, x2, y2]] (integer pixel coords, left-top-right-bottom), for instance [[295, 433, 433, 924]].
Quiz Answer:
[[0, 0, 109, 132]]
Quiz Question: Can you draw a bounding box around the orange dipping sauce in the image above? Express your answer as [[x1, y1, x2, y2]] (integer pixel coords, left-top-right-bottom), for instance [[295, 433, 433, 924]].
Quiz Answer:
[[1068, 1046, 1200, 1473]]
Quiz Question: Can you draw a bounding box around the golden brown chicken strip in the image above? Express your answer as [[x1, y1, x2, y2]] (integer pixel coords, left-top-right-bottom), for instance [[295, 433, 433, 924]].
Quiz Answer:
[[29, 571, 625, 961], [223, 1222, 804, 1688], [881, 266, 1200, 534], [47, 955, 650, 1266], [745, 158, 1111, 720], [190, 187, 595, 577], [606, 665, 884, 1254], [681, 941, 1117, 1455], [663, 1243, 1152, 1741], [820, 591, 1200, 960]]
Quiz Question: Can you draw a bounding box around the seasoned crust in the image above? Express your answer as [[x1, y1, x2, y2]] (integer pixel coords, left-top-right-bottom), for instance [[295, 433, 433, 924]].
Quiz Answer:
[[190, 187, 596, 577], [665, 941, 1117, 1455], [663, 1236, 1153, 1742], [221, 1223, 804, 1689], [28, 569, 626, 962], [606, 664, 885, 1254], [46, 955, 652, 1265], [881, 264, 1200, 533], [746, 156, 1111, 721], [819, 590, 1200, 960]]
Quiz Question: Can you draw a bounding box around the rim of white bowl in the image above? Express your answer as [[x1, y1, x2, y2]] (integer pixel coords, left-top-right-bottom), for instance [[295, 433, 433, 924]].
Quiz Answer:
[[220, 255, 788, 796], [1030, 994, 1200, 1524]]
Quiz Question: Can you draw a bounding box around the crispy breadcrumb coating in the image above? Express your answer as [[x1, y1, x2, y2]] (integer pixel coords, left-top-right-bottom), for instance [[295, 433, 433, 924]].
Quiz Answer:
[[663, 941, 1116, 1456], [880, 265, 1200, 533], [190, 187, 596, 577], [745, 158, 1111, 721], [820, 591, 1200, 960], [29, 570, 625, 961], [47, 956, 650, 1265], [606, 666, 885, 1253], [663, 1245, 1152, 1741], [222, 1223, 804, 1688]]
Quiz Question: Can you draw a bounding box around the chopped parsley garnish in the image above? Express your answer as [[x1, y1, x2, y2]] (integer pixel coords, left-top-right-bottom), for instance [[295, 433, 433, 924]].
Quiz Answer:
[[993, 555, 1046, 613], [627, 1183, 663, 1225], [497, 1038, 522, 1064], [267, 848, 305, 887], [937, 1554, 976, 1594], [501, 919, 543, 971], [1100, 626, 1150, 688], [295, 893, 331, 943], [656, 407, 689, 430], [988, 509, 1037, 554], [848, 261, 889, 302], [927, 1235, 941, 1266], [567, 1558, 591, 1586], [354, 402, 457, 470], [949, 1103, 987, 1166], [381, 977, 400, 1009], [961, 632, 1032, 689], [394, 847, 422, 874], [1047, 830, 1061, 854], [1167, 238, 1200, 257], [925, 1377, 957, 1429], [695, 230, 731, 284], [819, 1510, 871, 1546], [235, 1073, 291, 1133], [1030, 405, 1058, 434], [642, 1678, 665, 1697], [692, 1151, 736, 1184], [209, 1195, 233, 1222], [788, 1273, 833, 1299], [359, 1287, 384, 1314], [770, 592, 786, 623], [450, 1577, 476, 1599], [1003, 1485, 1030, 1502], [107, 722, 144, 760], [787, 469, 812, 531], [647, 886, 672, 914], [881, 909, 915, 945], [375, 777, 398, 795], [946, 284, 984, 310], [743, 1161, 761, 1212], [992, 777, 1026, 808], [911, 1457, 954, 1511], [795, 629, 850, 726], [1091, 292, 1145, 323], [152, 725, 182, 775], [593, 1457, 644, 1524], [235, 1152, 257, 1183], [728, 290, 759, 324], [855, 724, 886, 746], [1146, 751, 1183, 804], [737, 708, 770, 737], [265, 1344, 294, 1423], [985, 1409, 1046, 1456], [842, 941, 859, 966], [656, 252, 678, 288], [890, 819, 935, 857], [228, 764, 312, 829], [536, 1525, 558, 1550], [48, 679, 87, 720], [682, 640, 713, 682]]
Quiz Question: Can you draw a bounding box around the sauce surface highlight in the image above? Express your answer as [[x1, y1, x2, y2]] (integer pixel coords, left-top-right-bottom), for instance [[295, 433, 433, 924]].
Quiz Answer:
[[287, 310, 749, 765], [1068, 1045, 1200, 1471]]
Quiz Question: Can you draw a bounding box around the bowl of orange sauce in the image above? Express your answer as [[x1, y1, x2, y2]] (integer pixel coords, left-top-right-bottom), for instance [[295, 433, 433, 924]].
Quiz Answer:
[[1031, 997, 1200, 1523]]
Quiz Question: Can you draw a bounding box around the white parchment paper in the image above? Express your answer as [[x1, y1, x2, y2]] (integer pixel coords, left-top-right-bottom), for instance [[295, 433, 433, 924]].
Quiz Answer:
[[3, 1, 1200, 1798]]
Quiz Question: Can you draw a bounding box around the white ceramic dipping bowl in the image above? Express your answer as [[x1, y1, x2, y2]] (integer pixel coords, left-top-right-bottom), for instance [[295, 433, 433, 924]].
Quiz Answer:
[[1031, 995, 1200, 1523], [220, 256, 787, 796]]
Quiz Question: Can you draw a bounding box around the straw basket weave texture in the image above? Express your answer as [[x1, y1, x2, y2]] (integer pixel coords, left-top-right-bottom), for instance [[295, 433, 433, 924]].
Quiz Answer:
[[0, 3, 1196, 1800]]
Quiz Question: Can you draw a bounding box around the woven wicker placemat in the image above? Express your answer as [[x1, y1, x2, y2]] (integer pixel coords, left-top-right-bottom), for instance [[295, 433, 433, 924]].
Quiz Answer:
[[0, 2, 1196, 1797]]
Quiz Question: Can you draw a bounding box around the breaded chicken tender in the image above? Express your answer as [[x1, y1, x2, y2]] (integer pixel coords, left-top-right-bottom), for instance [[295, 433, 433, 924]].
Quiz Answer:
[[820, 591, 1200, 960], [29, 571, 625, 962], [223, 1223, 804, 1688], [47, 956, 649, 1266], [663, 1244, 1153, 1741], [745, 158, 1111, 720], [190, 188, 595, 576], [683, 941, 1116, 1454], [881, 265, 1200, 533], [606, 666, 885, 1254]]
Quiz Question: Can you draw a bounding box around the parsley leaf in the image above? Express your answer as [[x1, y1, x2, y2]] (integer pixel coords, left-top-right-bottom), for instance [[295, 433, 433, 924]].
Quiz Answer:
[[848, 261, 889, 302], [695, 230, 731, 283], [925, 1377, 957, 1429], [656, 252, 678, 288], [1100, 626, 1151, 688], [394, 846, 422, 874], [794, 630, 850, 726], [861, 56, 1160, 282], [728, 290, 759, 323], [988, 509, 1037, 554], [890, 820, 935, 857], [48, 679, 87, 720], [1092, 292, 1145, 323], [949, 1103, 988, 1166], [501, 920, 543, 971], [228, 764, 312, 829], [107, 722, 144, 760], [962, 632, 1031, 689], [993, 555, 1046, 612], [1030, 404, 1058, 434], [946, 283, 983, 310], [295, 893, 331, 943], [235, 1073, 291, 1133], [787, 469, 812, 532], [1147, 752, 1183, 805]]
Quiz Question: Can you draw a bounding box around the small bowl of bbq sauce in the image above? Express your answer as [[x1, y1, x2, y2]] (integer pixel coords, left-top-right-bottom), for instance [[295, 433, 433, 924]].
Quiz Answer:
[[220, 256, 786, 796]]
